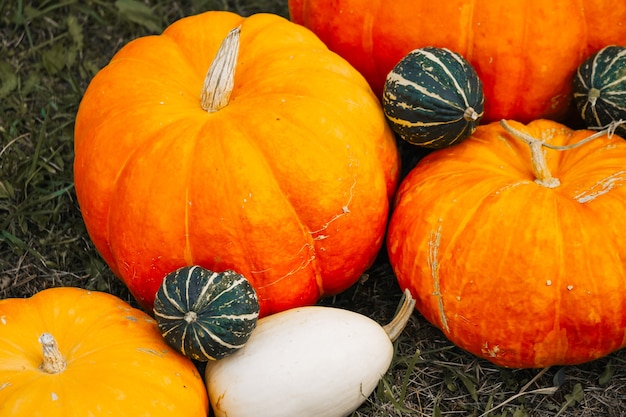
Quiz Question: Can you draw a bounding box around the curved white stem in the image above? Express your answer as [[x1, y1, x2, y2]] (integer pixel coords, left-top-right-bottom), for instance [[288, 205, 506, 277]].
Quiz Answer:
[[382, 288, 416, 342]]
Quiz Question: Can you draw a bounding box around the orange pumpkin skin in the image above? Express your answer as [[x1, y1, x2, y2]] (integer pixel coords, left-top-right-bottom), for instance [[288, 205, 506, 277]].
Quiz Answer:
[[0, 287, 208, 416], [74, 12, 400, 316], [387, 119, 626, 368], [288, 0, 626, 123]]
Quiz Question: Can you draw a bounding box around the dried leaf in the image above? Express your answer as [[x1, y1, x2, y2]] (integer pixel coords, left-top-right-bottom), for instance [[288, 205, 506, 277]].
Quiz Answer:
[[0, 60, 17, 98], [42, 42, 78, 75], [554, 383, 584, 416], [42, 43, 66, 74], [552, 367, 567, 387], [564, 383, 584, 405], [65, 44, 78, 68], [22, 72, 41, 96], [114, 0, 162, 33], [67, 14, 84, 50], [0, 181, 15, 199], [457, 370, 478, 402], [512, 409, 530, 417], [599, 361, 615, 386]]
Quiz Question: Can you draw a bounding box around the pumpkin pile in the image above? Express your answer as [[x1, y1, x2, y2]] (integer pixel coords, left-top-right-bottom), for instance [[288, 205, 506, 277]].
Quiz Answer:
[[5, 2, 626, 416], [289, 0, 626, 367], [287, 0, 626, 369], [289, 0, 626, 123]]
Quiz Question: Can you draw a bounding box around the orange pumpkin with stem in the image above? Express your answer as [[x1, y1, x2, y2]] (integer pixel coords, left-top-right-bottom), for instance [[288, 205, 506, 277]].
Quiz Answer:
[[0, 287, 208, 416], [387, 119, 626, 368], [73, 11, 399, 316], [289, 0, 626, 123]]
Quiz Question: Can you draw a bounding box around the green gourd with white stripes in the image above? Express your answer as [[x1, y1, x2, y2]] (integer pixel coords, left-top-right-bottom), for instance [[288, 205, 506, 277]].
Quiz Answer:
[[573, 45, 626, 138], [382, 46, 485, 149], [153, 265, 260, 361]]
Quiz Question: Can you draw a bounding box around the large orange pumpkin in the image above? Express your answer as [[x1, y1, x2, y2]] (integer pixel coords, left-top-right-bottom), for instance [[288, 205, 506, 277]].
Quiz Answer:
[[0, 287, 208, 416], [387, 119, 626, 368], [74, 11, 399, 316], [288, 0, 626, 123]]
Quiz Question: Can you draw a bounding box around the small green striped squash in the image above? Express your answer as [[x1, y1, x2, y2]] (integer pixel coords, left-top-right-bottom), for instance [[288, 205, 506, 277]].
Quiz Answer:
[[382, 47, 484, 149], [153, 266, 260, 361], [573, 45, 626, 137]]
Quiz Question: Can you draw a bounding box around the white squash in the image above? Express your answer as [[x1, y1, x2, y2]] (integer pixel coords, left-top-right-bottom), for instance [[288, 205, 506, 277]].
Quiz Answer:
[[204, 289, 415, 417]]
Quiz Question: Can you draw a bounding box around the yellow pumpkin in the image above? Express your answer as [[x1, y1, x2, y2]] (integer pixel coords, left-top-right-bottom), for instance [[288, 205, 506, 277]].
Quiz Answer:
[[0, 287, 208, 416]]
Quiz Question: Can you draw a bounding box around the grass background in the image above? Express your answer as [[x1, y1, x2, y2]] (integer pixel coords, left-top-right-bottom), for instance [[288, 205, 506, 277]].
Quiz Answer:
[[2, 1, 626, 415]]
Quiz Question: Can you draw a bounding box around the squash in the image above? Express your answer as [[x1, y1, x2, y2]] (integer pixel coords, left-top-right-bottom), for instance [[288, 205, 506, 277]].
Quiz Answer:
[[573, 45, 626, 137], [73, 11, 400, 316], [153, 265, 260, 361], [382, 46, 484, 148], [387, 119, 626, 368], [204, 290, 416, 417], [289, 0, 626, 123], [0, 287, 208, 416]]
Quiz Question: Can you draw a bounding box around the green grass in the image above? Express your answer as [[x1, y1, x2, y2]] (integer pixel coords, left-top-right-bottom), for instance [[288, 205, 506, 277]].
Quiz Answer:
[[2, 1, 626, 416]]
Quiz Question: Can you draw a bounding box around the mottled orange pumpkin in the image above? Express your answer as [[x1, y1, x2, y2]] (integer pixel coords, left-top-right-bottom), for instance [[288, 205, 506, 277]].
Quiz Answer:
[[289, 0, 626, 123], [74, 11, 399, 316], [387, 119, 626, 368]]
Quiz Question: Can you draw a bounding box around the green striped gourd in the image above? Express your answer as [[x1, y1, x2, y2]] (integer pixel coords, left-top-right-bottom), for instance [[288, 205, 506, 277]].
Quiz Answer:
[[573, 45, 626, 137], [153, 265, 260, 361], [382, 47, 484, 149]]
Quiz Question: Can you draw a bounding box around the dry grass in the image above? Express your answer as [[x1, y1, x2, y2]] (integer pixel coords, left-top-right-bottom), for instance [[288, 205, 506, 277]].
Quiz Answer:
[[2, 1, 626, 416]]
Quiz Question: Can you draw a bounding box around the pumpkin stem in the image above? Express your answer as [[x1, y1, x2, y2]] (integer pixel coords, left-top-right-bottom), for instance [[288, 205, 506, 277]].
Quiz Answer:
[[184, 311, 198, 324], [587, 88, 601, 107], [201, 27, 241, 113], [500, 119, 625, 189], [499, 120, 560, 188], [463, 106, 480, 122], [382, 288, 416, 342], [39, 333, 66, 374]]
